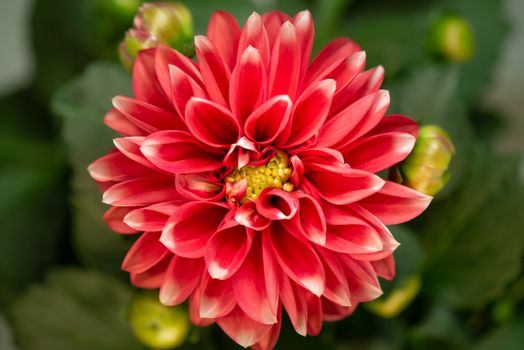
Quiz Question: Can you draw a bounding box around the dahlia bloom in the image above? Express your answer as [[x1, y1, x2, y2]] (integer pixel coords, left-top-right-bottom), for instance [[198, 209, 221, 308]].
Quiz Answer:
[[88, 10, 431, 349]]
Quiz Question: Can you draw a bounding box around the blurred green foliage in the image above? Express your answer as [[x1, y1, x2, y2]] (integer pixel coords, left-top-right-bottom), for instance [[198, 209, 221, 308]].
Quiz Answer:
[[0, 0, 523, 349]]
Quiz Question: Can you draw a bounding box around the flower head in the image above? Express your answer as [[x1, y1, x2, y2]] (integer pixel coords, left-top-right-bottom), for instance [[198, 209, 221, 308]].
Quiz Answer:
[[89, 10, 432, 349]]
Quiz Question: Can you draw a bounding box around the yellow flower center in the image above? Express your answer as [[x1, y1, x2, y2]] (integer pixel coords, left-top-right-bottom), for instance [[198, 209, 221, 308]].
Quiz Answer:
[[226, 150, 294, 202]]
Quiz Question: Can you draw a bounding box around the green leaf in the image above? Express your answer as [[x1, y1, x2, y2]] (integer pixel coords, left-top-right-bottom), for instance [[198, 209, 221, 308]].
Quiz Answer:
[[474, 319, 524, 350], [0, 313, 17, 350], [9, 268, 146, 350], [422, 149, 524, 308], [52, 62, 134, 275]]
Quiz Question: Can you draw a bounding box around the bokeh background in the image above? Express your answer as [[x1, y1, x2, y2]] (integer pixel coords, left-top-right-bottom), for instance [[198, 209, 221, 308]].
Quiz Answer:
[[1, 0, 523, 349]]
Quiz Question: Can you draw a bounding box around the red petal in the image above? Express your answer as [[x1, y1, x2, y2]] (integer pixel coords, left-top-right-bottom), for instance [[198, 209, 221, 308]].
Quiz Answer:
[[367, 114, 419, 138], [121, 232, 170, 273], [113, 137, 159, 170], [306, 38, 361, 86], [102, 177, 179, 207], [230, 46, 267, 123], [238, 12, 271, 68], [342, 131, 416, 173], [325, 51, 366, 92], [104, 108, 146, 136], [266, 222, 325, 296], [199, 275, 236, 319], [88, 150, 157, 182], [257, 188, 299, 221], [195, 35, 231, 107], [244, 95, 292, 146], [217, 307, 273, 348], [159, 256, 204, 305], [283, 192, 326, 245], [169, 65, 206, 122], [356, 180, 432, 225], [186, 97, 240, 148], [141, 130, 224, 174], [234, 201, 271, 230], [338, 256, 383, 302], [207, 11, 241, 70], [133, 48, 171, 110], [292, 10, 314, 80], [317, 249, 351, 307], [130, 254, 171, 289], [233, 235, 278, 324], [205, 224, 254, 280], [175, 173, 224, 201], [372, 255, 396, 281], [283, 79, 336, 148], [318, 90, 388, 148], [103, 206, 139, 234], [155, 44, 202, 100], [188, 283, 215, 326], [262, 11, 290, 44], [304, 162, 384, 205], [325, 223, 383, 255], [160, 201, 229, 258], [306, 293, 323, 336], [268, 21, 300, 99], [251, 314, 282, 350], [275, 270, 307, 335], [124, 202, 178, 232], [112, 96, 186, 133]]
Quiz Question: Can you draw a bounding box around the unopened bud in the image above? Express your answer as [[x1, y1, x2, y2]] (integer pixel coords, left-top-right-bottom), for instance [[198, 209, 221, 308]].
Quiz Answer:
[[128, 293, 190, 349], [428, 13, 475, 63], [119, 29, 158, 71], [401, 125, 455, 196], [135, 2, 194, 54]]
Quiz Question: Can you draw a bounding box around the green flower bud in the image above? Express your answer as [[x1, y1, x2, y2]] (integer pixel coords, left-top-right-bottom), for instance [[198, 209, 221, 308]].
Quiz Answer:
[[366, 275, 422, 318], [401, 125, 455, 196], [128, 293, 190, 349], [119, 29, 159, 71], [135, 2, 194, 54], [428, 13, 475, 63]]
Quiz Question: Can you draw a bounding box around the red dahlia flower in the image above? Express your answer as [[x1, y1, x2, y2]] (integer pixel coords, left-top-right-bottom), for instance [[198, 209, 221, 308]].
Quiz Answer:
[[88, 10, 432, 349]]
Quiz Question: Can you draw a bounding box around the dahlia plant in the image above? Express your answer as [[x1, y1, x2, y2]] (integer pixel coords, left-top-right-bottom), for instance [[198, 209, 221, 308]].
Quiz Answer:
[[88, 9, 432, 349]]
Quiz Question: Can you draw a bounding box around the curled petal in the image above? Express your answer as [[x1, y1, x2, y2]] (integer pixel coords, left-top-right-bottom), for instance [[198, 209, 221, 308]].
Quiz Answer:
[[88, 150, 157, 182], [283, 192, 326, 245], [113, 96, 186, 133], [160, 256, 204, 306], [207, 11, 241, 69], [186, 98, 240, 148], [235, 201, 271, 230], [124, 202, 179, 232], [195, 35, 231, 106], [141, 130, 224, 174], [238, 12, 271, 67], [133, 48, 171, 110], [342, 132, 416, 173], [103, 206, 139, 234], [104, 108, 146, 136], [155, 44, 202, 100], [282, 79, 336, 148], [357, 180, 432, 225], [160, 201, 229, 258], [122, 232, 170, 274], [233, 235, 278, 325], [102, 177, 179, 207], [217, 307, 273, 348], [257, 188, 299, 220], [266, 222, 325, 297], [304, 162, 384, 205], [169, 65, 206, 122], [175, 173, 224, 201], [205, 224, 254, 280], [269, 21, 300, 99], [245, 95, 292, 146], [306, 38, 361, 86], [230, 46, 267, 123]]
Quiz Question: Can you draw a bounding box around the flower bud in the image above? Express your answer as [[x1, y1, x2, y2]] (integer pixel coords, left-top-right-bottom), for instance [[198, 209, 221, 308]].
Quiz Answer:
[[366, 275, 422, 318], [401, 125, 455, 196], [428, 13, 475, 63], [128, 293, 190, 349], [135, 2, 194, 54], [119, 29, 159, 71]]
